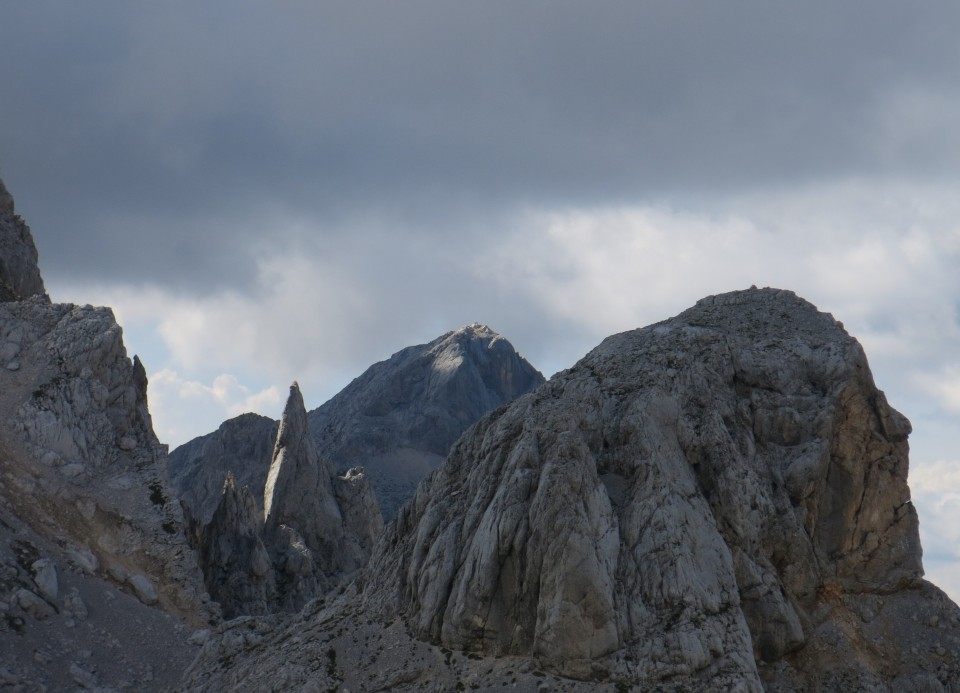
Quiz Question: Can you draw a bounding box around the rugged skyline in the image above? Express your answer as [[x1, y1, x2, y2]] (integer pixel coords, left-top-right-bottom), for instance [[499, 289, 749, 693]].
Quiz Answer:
[[1, 3, 958, 600]]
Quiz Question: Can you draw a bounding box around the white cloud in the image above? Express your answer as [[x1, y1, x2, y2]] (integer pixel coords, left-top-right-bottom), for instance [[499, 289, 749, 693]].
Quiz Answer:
[[148, 369, 282, 446], [910, 460, 960, 602], [916, 368, 960, 415]]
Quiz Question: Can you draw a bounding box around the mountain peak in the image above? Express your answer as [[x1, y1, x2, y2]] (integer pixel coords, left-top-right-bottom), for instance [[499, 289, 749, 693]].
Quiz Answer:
[[309, 325, 545, 518], [263, 382, 331, 530]]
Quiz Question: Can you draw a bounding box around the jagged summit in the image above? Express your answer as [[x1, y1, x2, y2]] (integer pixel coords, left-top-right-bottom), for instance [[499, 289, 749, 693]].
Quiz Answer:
[[187, 381, 383, 615], [263, 381, 340, 536], [0, 176, 46, 302], [0, 174, 212, 689], [309, 322, 545, 518]]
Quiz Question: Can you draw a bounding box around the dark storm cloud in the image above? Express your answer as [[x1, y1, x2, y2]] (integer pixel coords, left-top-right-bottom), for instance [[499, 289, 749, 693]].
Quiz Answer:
[[2, 1, 959, 288]]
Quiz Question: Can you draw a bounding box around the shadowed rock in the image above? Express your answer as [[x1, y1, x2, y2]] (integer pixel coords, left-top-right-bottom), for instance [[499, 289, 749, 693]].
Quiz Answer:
[[170, 413, 279, 526], [197, 473, 275, 618], [0, 177, 46, 302]]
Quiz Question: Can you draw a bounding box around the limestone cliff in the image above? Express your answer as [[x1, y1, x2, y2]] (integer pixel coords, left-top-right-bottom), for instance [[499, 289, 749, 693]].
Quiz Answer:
[[0, 179, 212, 690], [359, 288, 956, 690], [264, 383, 370, 609]]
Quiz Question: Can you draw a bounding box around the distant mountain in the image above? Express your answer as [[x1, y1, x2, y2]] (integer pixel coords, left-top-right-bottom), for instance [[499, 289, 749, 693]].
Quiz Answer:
[[308, 323, 546, 519], [169, 323, 545, 524]]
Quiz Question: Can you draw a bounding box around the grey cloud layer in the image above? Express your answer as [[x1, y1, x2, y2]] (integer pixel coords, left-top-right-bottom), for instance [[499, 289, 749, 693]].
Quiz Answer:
[[2, 1, 960, 289]]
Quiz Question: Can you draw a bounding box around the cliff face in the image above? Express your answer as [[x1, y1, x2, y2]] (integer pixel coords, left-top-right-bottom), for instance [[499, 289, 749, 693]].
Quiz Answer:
[[170, 412, 279, 525], [0, 178, 212, 691], [360, 288, 952, 690], [262, 382, 381, 611]]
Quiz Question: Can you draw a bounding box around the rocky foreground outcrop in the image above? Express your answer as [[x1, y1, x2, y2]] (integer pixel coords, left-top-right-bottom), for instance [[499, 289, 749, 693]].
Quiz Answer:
[[363, 287, 955, 690], [0, 177, 212, 690], [184, 288, 960, 692]]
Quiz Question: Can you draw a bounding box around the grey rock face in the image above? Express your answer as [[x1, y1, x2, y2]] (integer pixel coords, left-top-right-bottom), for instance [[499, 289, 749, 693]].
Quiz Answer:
[[0, 177, 46, 302], [187, 384, 384, 616], [332, 466, 383, 557], [309, 323, 545, 519], [170, 413, 279, 525], [262, 383, 345, 609], [197, 473, 275, 618], [362, 288, 952, 689], [0, 176, 212, 691], [0, 296, 210, 622]]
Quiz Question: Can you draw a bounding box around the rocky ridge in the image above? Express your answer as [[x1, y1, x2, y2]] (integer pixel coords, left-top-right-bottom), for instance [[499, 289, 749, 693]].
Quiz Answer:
[[0, 177, 213, 690], [184, 288, 960, 692], [171, 412, 278, 526]]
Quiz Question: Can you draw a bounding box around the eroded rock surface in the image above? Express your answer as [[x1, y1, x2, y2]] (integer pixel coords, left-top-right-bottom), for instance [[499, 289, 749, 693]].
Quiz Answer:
[[264, 383, 369, 609], [189, 383, 384, 616], [358, 288, 955, 690]]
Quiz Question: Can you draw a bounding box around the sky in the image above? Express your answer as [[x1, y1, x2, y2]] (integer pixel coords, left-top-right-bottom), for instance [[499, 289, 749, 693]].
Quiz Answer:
[[1, 2, 959, 600]]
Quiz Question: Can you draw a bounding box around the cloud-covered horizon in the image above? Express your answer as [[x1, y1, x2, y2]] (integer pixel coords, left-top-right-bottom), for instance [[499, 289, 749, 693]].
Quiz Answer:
[[3, 1, 959, 601]]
